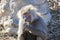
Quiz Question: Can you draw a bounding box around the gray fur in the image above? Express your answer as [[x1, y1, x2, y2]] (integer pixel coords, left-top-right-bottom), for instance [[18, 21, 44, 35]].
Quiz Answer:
[[17, 5, 48, 40]]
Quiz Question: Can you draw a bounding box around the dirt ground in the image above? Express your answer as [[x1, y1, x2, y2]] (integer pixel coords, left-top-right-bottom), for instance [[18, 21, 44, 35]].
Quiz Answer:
[[0, 31, 17, 40]]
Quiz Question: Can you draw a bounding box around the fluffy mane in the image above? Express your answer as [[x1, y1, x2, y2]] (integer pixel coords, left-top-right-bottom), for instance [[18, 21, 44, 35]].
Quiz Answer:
[[17, 5, 38, 22]]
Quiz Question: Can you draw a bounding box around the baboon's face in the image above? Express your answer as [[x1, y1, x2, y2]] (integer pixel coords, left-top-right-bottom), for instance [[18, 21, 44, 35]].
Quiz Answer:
[[23, 12, 31, 22]]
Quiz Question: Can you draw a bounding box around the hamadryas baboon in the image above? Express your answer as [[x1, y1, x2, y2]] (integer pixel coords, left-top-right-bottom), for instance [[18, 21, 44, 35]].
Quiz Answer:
[[17, 5, 48, 40]]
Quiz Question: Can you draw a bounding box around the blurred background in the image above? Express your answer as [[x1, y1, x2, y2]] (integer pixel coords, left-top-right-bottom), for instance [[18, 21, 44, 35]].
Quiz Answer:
[[47, 0, 60, 40], [0, 0, 60, 40]]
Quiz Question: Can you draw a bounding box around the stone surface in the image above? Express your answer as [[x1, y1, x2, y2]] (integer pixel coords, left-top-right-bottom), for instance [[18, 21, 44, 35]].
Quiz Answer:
[[47, 10, 60, 40]]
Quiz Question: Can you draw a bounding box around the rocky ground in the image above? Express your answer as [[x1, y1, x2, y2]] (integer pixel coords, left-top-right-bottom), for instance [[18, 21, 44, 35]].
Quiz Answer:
[[47, 10, 60, 40], [0, 31, 17, 40]]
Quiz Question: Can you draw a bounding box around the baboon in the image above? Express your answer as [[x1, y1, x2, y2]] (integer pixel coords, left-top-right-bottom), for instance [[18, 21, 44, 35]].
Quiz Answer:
[[17, 5, 48, 40]]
